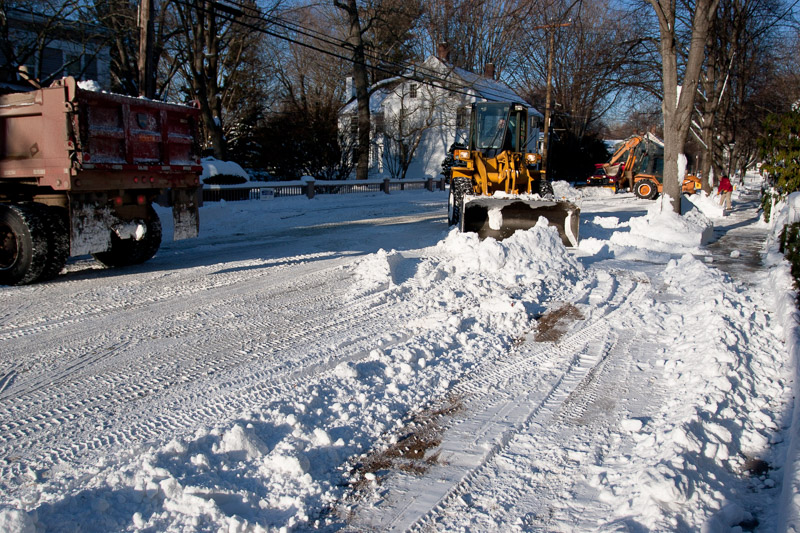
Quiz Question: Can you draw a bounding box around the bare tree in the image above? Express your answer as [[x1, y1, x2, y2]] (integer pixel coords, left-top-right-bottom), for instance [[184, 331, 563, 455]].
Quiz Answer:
[[170, 0, 272, 159], [646, 0, 719, 214], [514, 0, 649, 141], [417, 0, 526, 76], [382, 83, 441, 179], [0, 1, 100, 89], [693, 0, 786, 192], [91, 0, 182, 97]]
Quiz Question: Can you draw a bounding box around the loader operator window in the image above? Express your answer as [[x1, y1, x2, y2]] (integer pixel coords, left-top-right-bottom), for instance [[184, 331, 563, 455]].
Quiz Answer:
[[474, 103, 514, 156]]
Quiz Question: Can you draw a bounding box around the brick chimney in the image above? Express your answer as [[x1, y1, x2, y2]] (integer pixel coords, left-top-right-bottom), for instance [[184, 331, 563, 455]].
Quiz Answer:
[[484, 62, 495, 79], [437, 42, 450, 63]]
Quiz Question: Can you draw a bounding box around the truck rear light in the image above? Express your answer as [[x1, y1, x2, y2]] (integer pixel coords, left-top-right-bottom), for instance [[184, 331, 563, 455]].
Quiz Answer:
[[149, 177, 155, 183], [113, 196, 123, 206], [137, 195, 147, 205], [134, 177, 139, 183]]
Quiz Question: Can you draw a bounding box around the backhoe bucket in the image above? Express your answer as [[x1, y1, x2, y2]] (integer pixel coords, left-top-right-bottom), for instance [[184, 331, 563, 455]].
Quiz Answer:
[[461, 197, 580, 247]]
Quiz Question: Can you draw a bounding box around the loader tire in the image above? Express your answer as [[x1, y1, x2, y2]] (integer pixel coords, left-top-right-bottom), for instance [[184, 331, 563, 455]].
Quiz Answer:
[[448, 178, 472, 227], [93, 207, 162, 268], [37, 205, 70, 282], [634, 179, 658, 200], [0, 203, 49, 285]]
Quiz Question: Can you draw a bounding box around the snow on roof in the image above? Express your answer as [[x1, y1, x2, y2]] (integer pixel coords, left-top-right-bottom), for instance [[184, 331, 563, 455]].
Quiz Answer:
[[339, 56, 542, 118]]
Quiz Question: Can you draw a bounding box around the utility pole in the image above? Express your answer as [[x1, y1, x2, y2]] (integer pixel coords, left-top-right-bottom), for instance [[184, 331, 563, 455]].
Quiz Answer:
[[538, 22, 571, 179], [138, 0, 155, 98]]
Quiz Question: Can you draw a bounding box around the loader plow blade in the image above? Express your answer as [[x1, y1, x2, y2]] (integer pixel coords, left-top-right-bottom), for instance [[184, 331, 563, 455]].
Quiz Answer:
[[461, 197, 580, 247]]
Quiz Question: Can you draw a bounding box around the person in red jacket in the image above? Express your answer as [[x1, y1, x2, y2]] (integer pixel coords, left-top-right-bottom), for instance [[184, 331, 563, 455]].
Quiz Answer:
[[718, 175, 733, 210]]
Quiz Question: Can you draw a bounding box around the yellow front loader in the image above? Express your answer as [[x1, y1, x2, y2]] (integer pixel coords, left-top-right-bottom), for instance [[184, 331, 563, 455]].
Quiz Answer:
[[448, 102, 580, 246]]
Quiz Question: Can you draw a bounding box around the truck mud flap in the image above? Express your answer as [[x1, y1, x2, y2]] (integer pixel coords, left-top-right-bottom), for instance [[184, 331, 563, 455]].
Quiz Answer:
[[69, 202, 114, 256], [172, 188, 199, 240], [461, 197, 580, 247]]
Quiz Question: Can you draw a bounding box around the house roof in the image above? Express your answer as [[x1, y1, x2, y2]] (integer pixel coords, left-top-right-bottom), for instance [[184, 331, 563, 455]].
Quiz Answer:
[[340, 55, 542, 119]]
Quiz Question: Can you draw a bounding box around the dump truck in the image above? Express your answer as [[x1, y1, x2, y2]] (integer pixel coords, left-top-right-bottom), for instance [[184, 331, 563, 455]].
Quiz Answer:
[[448, 102, 580, 246], [0, 77, 202, 285], [586, 133, 701, 199]]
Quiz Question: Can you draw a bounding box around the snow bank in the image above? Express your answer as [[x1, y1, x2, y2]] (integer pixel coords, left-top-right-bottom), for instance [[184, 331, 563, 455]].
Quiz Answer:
[[584, 251, 790, 530], [603, 196, 713, 255], [766, 194, 800, 532], [687, 190, 726, 219], [201, 157, 250, 181]]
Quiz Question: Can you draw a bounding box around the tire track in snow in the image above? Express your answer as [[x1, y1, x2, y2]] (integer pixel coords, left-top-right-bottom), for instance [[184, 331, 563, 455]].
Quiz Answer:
[[0, 255, 423, 491], [344, 270, 651, 532]]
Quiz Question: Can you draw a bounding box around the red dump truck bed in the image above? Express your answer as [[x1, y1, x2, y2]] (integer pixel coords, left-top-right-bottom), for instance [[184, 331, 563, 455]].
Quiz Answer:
[[0, 77, 201, 189], [0, 78, 203, 285]]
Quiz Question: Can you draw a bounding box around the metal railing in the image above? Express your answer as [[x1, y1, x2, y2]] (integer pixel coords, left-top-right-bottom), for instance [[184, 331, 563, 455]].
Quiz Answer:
[[202, 177, 446, 203]]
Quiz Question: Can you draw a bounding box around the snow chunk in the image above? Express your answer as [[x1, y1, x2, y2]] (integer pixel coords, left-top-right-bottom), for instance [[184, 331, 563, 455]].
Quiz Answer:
[[334, 361, 359, 380], [262, 442, 310, 477], [0, 507, 35, 533], [77, 80, 103, 92], [219, 424, 268, 461], [351, 248, 392, 292], [621, 418, 644, 433]]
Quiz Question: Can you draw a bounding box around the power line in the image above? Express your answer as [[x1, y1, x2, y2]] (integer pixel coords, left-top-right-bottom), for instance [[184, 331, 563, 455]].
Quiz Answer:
[[170, 0, 532, 106]]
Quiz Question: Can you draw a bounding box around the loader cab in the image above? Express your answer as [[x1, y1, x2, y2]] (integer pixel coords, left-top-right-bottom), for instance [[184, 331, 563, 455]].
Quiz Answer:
[[469, 102, 528, 157]]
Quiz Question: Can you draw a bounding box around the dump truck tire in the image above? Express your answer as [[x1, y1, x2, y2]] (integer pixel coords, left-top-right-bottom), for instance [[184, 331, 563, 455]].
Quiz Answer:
[[93, 207, 162, 268], [0, 204, 49, 285], [37, 205, 70, 282], [634, 180, 658, 200], [448, 178, 471, 227]]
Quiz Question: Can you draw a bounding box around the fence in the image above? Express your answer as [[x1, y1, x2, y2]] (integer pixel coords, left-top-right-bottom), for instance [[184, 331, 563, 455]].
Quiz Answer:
[[202, 177, 446, 203]]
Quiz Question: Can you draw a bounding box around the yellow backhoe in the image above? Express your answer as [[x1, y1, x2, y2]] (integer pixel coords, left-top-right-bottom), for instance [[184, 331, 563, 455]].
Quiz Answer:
[[448, 102, 580, 246]]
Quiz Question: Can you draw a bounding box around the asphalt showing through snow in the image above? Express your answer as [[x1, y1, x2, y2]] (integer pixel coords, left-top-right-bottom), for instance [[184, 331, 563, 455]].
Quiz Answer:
[[705, 190, 767, 282]]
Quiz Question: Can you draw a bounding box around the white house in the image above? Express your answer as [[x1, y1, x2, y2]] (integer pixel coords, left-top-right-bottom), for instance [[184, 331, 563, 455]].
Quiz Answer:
[[339, 49, 542, 180], [0, 8, 112, 93]]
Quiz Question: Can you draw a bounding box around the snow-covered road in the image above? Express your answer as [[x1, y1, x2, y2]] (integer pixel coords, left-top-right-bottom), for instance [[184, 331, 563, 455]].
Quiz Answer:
[[0, 184, 795, 532]]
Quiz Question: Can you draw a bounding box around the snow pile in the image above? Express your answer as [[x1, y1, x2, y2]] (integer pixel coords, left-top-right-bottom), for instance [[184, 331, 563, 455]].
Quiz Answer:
[[763, 192, 800, 530], [76, 80, 103, 92], [552, 180, 583, 202], [201, 157, 250, 182], [687, 190, 726, 219], [579, 186, 617, 199], [609, 196, 714, 253]]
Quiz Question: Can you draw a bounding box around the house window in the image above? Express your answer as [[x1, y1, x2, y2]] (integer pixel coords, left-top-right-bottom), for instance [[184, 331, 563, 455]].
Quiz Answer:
[[409, 83, 417, 98], [349, 115, 358, 137], [85, 57, 98, 80], [374, 113, 384, 135], [41, 47, 63, 80]]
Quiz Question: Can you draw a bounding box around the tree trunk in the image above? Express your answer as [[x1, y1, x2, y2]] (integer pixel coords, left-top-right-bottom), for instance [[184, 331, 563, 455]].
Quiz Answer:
[[335, 0, 371, 180], [648, 0, 720, 214]]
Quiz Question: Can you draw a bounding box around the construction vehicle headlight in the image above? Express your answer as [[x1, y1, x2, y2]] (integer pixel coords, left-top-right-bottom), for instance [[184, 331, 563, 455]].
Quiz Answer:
[[455, 149, 471, 161], [526, 153, 541, 165]]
